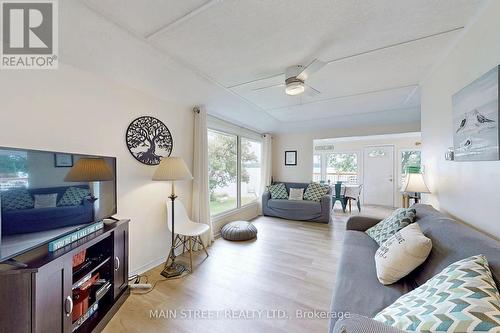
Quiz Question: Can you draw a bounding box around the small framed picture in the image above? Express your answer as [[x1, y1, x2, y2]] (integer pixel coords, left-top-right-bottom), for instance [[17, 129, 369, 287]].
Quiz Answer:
[[285, 150, 297, 166], [54, 153, 74, 167]]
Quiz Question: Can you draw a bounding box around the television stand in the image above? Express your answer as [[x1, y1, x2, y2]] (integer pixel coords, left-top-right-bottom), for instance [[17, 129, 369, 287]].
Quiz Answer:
[[3, 258, 28, 268], [0, 219, 129, 333]]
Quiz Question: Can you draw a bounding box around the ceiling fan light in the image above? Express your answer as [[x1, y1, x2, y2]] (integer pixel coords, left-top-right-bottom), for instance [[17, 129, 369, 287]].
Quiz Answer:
[[285, 81, 305, 96]]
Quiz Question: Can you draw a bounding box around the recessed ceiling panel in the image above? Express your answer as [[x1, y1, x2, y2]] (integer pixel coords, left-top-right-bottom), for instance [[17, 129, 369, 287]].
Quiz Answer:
[[231, 31, 453, 111], [266, 85, 420, 122]]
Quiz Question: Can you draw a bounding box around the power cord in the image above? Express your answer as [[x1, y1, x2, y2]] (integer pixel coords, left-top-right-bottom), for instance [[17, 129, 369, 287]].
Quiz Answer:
[[128, 272, 187, 295]]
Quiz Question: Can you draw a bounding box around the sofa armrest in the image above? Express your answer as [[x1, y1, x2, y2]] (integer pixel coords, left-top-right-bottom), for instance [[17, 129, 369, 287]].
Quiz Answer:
[[345, 216, 381, 231], [320, 194, 332, 212], [333, 315, 406, 333], [261, 191, 271, 207]]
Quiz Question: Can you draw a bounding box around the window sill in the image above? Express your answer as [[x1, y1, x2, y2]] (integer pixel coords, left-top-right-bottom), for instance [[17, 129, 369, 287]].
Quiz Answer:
[[211, 201, 259, 224]]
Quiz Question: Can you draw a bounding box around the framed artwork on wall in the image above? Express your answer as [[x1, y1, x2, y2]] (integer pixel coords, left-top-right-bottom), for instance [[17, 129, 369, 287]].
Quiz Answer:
[[452, 65, 499, 161], [125, 116, 173, 165], [285, 150, 297, 166], [54, 153, 73, 167]]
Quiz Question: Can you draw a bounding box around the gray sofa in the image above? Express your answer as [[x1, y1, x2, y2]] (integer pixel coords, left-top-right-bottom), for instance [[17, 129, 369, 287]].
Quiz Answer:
[[329, 204, 500, 333], [262, 182, 332, 223]]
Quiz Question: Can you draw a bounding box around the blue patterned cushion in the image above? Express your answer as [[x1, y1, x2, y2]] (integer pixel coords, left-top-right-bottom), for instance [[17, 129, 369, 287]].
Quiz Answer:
[[58, 187, 90, 206], [374, 255, 500, 332], [303, 182, 329, 201], [366, 208, 416, 246], [0, 189, 34, 211], [267, 183, 288, 200]]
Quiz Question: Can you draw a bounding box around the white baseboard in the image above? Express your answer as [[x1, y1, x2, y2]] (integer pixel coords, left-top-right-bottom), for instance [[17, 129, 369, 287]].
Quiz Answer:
[[129, 256, 166, 277]]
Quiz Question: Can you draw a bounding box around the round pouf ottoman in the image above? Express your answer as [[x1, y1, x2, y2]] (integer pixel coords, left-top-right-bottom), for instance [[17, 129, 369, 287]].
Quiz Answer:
[[221, 221, 258, 241]]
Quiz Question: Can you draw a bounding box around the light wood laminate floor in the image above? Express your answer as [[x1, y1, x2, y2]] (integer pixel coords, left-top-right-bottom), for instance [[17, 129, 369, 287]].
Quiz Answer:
[[103, 205, 393, 333]]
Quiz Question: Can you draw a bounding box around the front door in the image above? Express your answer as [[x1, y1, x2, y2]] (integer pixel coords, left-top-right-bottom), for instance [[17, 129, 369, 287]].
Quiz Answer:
[[363, 145, 394, 207]]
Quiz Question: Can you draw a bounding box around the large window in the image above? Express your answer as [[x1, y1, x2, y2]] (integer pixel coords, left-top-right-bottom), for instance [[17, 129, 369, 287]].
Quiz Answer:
[[326, 153, 358, 184], [400, 150, 422, 186], [208, 130, 238, 216], [208, 129, 262, 216], [241, 138, 261, 206], [312, 154, 321, 182]]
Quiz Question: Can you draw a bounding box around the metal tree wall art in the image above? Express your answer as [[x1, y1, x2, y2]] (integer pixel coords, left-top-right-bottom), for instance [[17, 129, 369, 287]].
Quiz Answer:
[[126, 116, 173, 165]]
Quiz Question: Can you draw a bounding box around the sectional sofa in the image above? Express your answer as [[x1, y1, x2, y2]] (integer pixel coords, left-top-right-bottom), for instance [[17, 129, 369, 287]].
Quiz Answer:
[[329, 204, 500, 333]]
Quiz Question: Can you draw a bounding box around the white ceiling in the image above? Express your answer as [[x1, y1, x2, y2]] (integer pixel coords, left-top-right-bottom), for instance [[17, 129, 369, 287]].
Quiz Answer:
[[82, 0, 484, 133]]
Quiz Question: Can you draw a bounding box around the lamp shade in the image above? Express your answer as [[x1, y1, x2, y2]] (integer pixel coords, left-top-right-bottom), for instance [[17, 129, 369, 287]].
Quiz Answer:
[[152, 157, 193, 181], [64, 158, 114, 182], [401, 173, 430, 193]]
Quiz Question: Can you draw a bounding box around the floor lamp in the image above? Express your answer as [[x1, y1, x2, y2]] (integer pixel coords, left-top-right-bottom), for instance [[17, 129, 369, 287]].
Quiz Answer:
[[152, 157, 193, 278]]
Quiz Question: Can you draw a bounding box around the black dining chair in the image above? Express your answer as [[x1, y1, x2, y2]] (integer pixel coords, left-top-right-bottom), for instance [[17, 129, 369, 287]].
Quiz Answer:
[[332, 182, 347, 213]]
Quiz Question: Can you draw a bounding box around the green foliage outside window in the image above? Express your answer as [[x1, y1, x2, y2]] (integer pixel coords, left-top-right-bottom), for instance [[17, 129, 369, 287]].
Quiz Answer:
[[327, 153, 357, 172], [208, 131, 257, 201]]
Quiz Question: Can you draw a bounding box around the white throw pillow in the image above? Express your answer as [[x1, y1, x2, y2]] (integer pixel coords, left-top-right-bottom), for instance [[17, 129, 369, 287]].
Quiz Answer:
[[374, 223, 432, 285], [34, 193, 58, 209], [288, 188, 304, 201]]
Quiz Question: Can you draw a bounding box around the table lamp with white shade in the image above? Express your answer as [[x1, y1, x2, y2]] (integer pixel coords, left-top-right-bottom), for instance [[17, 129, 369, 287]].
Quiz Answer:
[[152, 156, 193, 278], [401, 172, 430, 205]]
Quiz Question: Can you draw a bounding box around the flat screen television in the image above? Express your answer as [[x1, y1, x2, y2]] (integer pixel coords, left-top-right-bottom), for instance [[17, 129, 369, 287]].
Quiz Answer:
[[0, 147, 117, 263]]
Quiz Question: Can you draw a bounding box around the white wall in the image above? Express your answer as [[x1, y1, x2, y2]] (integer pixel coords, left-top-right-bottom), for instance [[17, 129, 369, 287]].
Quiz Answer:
[[272, 123, 420, 183], [420, 0, 500, 239], [0, 64, 194, 274]]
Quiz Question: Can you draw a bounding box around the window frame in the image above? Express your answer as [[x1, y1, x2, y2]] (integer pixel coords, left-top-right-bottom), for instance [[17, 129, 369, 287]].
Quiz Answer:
[[312, 150, 360, 185], [207, 125, 262, 218], [398, 148, 422, 188], [312, 153, 322, 182], [240, 137, 262, 208], [207, 128, 239, 217]]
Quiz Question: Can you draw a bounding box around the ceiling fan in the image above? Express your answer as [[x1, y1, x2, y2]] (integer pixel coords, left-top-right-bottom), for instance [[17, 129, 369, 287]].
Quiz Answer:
[[252, 59, 326, 96]]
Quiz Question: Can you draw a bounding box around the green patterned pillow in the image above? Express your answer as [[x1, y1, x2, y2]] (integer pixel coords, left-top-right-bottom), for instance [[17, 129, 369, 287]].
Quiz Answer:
[[0, 189, 34, 211], [58, 187, 90, 206], [366, 208, 416, 246], [266, 183, 288, 200], [374, 255, 500, 332], [303, 182, 329, 201]]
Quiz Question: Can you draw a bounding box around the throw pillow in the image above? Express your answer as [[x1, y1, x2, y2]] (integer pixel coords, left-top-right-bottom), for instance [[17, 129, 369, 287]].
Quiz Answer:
[[0, 189, 34, 211], [366, 208, 416, 246], [374, 255, 500, 332], [303, 182, 328, 202], [58, 187, 90, 206], [375, 223, 432, 285], [34, 193, 58, 209], [288, 188, 304, 201], [267, 183, 288, 200]]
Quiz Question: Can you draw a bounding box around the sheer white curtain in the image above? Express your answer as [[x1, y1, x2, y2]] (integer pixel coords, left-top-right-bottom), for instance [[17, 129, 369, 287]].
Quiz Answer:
[[191, 106, 213, 249], [259, 134, 272, 214]]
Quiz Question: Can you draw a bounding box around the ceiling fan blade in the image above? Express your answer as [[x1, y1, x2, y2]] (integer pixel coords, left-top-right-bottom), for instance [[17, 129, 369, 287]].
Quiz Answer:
[[305, 84, 321, 96], [297, 59, 326, 81], [252, 83, 285, 91]]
